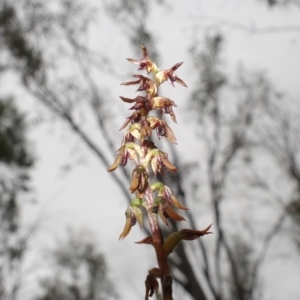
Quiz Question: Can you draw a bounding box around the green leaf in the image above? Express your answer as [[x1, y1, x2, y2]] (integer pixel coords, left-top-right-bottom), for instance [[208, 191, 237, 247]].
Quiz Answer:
[[163, 232, 183, 254]]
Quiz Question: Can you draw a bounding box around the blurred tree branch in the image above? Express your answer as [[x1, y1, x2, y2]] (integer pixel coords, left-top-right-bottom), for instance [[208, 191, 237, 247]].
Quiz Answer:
[[0, 1, 299, 299]]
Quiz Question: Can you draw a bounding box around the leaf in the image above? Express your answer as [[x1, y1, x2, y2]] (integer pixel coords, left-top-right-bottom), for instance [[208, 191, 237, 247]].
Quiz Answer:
[[135, 236, 154, 245], [163, 232, 183, 254], [180, 224, 213, 240]]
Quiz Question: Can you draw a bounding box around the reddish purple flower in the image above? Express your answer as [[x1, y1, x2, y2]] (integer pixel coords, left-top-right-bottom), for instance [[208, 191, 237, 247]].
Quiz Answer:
[[121, 75, 157, 96], [155, 62, 187, 87], [127, 45, 157, 74]]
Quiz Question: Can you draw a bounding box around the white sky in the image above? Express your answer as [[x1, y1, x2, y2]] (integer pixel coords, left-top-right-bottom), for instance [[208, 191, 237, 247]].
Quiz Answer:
[[5, 0, 300, 299]]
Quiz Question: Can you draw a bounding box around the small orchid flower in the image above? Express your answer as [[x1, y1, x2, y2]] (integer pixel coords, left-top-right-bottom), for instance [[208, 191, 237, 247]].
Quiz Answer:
[[119, 206, 136, 240], [147, 116, 177, 144], [122, 120, 151, 144], [119, 111, 142, 131], [119, 202, 144, 240], [150, 182, 188, 211], [121, 75, 157, 96], [152, 196, 185, 226], [145, 149, 177, 175], [119, 95, 149, 111], [127, 45, 158, 74], [107, 145, 129, 172], [157, 151, 178, 174], [158, 185, 189, 211], [129, 165, 149, 195], [155, 62, 187, 87], [149, 97, 177, 123], [107, 143, 141, 172]]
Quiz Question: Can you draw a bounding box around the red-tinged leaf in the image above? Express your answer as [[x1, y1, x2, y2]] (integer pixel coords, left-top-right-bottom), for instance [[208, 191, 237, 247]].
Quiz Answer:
[[180, 224, 213, 240], [135, 236, 154, 244]]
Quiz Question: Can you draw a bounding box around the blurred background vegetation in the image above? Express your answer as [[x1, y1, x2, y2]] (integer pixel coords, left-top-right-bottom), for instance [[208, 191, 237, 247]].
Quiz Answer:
[[0, 0, 299, 299]]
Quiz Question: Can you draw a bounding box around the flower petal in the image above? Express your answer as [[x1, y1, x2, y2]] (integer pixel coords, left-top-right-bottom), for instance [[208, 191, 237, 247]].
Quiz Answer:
[[107, 154, 122, 172], [131, 206, 144, 229], [164, 206, 185, 221], [119, 217, 132, 240], [159, 152, 178, 172], [171, 194, 189, 210]]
